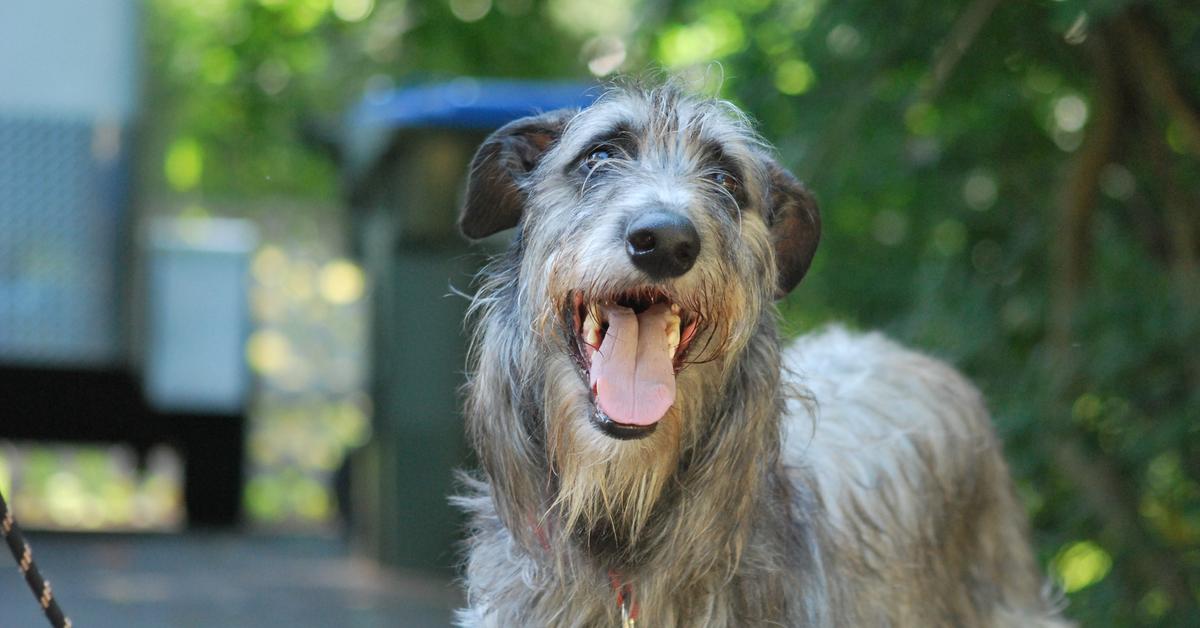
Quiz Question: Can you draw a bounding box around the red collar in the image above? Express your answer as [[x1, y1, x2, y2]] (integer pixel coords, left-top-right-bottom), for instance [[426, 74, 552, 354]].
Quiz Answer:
[[608, 569, 639, 624], [529, 519, 640, 623]]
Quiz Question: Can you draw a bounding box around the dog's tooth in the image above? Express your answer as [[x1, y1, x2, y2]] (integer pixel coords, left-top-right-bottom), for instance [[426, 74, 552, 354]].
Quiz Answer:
[[584, 309, 601, 347], [665, 310, 681, 359], [670, 303, 681, 315]]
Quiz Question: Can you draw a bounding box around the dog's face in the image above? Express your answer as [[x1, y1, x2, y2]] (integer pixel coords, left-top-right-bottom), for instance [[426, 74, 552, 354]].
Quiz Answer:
[[460, 85, 819, 539]]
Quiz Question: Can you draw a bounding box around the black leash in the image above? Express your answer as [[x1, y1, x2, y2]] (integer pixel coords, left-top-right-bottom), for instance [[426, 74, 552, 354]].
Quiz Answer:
[[0, 487, 71, 627]]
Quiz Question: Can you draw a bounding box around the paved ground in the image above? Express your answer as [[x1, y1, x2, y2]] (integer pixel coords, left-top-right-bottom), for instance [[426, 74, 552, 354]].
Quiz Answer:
[[0, 531, 461, 628]]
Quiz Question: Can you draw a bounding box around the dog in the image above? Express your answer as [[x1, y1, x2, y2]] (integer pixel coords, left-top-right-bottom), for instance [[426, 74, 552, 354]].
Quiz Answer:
[[453, 82, 1069, 627]]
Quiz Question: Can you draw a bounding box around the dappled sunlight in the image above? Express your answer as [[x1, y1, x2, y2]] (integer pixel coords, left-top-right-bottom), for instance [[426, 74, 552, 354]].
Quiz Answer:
[[1053, 540, 1113, 594], [242, 237, 369, 526], [0, 444, 183, 531]]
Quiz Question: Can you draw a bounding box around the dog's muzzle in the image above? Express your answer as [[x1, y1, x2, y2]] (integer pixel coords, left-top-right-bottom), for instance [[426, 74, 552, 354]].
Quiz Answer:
[[569, 290, 699, 439]]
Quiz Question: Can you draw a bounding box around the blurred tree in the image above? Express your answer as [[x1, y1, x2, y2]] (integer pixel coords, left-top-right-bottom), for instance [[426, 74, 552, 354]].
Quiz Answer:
[[143, 0, 591, 200], [145, 0, 1199, 624]]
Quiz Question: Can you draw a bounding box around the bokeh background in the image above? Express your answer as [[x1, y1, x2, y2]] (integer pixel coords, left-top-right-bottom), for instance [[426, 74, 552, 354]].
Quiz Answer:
[[1, 0, 1197, 626]]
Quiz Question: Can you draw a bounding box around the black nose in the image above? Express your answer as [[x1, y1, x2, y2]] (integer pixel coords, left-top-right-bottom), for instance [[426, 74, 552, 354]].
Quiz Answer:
[[625, 211, 701, 279]]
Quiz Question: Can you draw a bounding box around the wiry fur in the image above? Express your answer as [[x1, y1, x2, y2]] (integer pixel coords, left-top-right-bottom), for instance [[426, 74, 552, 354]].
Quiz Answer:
[[453, 83, 1069, 627]]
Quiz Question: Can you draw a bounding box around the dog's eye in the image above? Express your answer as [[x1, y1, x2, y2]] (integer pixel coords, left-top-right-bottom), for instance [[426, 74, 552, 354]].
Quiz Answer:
[[583, 149, 611, 171], [709, 171, 739, 193]]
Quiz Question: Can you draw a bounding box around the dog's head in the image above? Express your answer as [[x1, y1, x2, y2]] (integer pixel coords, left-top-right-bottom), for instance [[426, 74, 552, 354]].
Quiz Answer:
[[460, 84, 819, 544]]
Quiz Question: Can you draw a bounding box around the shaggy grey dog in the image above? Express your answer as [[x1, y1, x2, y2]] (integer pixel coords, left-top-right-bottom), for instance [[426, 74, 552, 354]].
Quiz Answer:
[[454, 83, 1068, 627]]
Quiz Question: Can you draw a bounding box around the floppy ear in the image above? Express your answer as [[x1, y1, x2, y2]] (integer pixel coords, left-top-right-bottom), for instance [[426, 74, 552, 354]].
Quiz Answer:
[[763, 158, 821, 298], [459, 109, 575, 239]]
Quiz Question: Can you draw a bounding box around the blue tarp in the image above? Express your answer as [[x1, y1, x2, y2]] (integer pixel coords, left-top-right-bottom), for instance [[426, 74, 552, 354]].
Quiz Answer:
[[343, 78, 598, 184], [350, 78, 597, 130]]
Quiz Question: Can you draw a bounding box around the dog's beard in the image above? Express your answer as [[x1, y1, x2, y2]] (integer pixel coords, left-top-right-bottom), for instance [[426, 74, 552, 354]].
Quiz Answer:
[[543, 358, 686, 548], [529, 254, 759, 550]]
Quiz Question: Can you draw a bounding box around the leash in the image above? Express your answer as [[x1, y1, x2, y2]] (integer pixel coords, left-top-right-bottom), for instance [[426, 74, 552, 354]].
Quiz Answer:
[[0, 487, 71, 628]]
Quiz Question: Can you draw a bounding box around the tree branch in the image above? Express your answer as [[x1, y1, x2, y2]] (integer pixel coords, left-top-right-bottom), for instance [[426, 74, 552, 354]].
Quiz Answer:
[[920, 0, 1004, 102], [1046, 25, 1199, 616], [1113, 11, 1200, 155], [1048, 34, 1121, 360]]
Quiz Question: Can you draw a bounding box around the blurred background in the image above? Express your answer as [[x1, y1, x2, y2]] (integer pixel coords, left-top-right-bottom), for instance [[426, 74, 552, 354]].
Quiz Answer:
[[0, 0, 1196, 626]]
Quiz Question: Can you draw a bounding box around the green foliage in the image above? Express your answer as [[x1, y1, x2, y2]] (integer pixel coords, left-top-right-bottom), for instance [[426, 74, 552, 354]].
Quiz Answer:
[[144, 0, 589, 200], [147, 0, 1200, 624]]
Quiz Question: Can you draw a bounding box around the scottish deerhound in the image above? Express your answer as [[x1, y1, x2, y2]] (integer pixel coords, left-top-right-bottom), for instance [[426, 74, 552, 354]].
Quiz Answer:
[[454, 83, 1068, 627]]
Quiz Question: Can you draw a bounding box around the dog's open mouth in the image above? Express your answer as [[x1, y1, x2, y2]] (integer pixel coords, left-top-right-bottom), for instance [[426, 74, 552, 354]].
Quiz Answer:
[[568, 289, 699, 438]]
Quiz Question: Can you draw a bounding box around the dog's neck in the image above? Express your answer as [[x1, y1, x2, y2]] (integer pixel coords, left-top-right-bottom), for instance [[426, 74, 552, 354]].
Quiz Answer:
[[464, 291, 822, 623]]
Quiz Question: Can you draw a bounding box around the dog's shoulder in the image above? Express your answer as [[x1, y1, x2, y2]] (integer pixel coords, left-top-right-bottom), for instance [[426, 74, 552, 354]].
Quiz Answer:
[[778, 327, 1070, 627], [779, 324, 1002, 529], [781, 323, 991, 440]]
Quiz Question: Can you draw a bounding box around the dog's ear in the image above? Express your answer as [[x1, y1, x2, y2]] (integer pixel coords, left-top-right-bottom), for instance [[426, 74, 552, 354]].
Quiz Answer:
[[459, 109, 575, 239], [763, 158, 821, 298]]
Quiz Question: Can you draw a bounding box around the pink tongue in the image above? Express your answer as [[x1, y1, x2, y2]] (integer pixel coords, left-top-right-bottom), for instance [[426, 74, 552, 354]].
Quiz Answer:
[[589, 303, 678, 426]]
